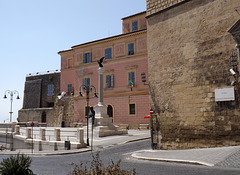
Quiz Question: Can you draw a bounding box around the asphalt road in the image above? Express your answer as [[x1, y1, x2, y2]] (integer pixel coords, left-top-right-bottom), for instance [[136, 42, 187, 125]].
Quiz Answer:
[[1, 139, 240, 175]]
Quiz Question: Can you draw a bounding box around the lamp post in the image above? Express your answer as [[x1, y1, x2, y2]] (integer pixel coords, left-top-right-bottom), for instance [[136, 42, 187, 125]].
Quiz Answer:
[[3, 90, 20, 122], [79, 85, 98, 146], [141, 72, 157, 149]]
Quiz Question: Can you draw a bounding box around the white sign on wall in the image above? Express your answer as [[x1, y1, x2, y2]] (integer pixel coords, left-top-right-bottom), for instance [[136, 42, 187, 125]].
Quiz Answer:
[[215, 87, 235, 101]]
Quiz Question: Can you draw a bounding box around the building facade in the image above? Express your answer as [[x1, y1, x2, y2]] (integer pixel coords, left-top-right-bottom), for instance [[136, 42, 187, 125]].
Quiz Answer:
[[146, 0, 240, 149], [18, 71, 61, 125], [58, 12, 149, 129]]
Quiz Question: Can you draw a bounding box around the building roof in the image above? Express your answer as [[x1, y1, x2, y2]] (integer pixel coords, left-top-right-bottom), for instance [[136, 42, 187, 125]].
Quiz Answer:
[[58, 29, 146, 54], [121, 11, 146, 20]]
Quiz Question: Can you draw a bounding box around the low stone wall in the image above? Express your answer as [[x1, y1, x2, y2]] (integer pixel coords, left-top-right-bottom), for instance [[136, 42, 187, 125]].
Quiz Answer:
[[0, 126, 86, 151]]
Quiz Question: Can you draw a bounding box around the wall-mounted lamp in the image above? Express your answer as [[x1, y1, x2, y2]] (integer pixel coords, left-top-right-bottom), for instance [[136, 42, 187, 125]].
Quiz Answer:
[[141, 72, 149, 86], [230, 68, 236, 75]]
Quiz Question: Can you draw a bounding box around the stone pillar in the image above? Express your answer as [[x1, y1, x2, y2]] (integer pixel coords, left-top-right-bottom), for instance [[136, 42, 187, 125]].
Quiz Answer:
[[34, 141, 42, 151], [54, 128, 61, 141], [15, 125, 20, 135], [77, 128, 84, 144], [40, 128, 46, 141], [98, 67, 104, 105], [95, 67, 113, 126], [26, 128, 31, 139]]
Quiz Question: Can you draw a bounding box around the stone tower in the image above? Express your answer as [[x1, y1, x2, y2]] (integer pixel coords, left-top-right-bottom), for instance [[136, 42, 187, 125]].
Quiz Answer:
[[146, 0, 240, 149]]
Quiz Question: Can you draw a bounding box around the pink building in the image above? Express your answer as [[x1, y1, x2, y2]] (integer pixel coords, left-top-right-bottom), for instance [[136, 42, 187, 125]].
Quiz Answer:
[[58, 11, 149, 128]]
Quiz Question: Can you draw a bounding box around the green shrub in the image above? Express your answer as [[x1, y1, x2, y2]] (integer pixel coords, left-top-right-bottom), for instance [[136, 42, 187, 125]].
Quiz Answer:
[[0, 153, 34, 175], [70, 152, 136, 175]]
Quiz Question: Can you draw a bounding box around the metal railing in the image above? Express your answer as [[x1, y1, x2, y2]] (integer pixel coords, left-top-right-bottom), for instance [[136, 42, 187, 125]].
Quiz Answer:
[[26, 69, 60, 77]]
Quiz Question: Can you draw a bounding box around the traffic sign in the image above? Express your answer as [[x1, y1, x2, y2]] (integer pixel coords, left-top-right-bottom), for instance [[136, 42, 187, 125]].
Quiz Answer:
[[150, 109, 154, 114], [31, 122, 35, 127]]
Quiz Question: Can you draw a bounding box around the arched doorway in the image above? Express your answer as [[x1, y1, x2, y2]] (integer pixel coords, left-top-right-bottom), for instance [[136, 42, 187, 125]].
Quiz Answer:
[[107, 105, 113, 122], [41, 111, 46, 123]]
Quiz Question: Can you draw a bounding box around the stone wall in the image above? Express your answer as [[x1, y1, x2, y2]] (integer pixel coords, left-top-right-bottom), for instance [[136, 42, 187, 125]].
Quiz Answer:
[[18, 97, 74, 127], [18, 108, 56, 125], [147, 0, 240, 149], [55, 97, 74, 127], [23, 72, 60, 109]]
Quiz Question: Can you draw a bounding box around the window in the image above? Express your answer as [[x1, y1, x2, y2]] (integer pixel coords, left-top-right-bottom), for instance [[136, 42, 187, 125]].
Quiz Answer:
[[48, 84, 54, 96], [128, 43, 134, 55], [129, 104, 136, 115], [68, 58, 73, 68], [132, 21, 138, 32], [105, 74, 114, 88], [128, 72, 135, 87], [83, 52, 92, 64], [82, 78, 91, 90], [105, 48, 112, 60], [67, 84, 73, 96]]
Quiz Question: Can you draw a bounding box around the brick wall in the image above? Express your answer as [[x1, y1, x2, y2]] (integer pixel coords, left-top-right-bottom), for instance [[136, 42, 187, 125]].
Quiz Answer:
[[147, 0, 240, 149], [146, 0, 187, 16], [74, 94, 149, 128]]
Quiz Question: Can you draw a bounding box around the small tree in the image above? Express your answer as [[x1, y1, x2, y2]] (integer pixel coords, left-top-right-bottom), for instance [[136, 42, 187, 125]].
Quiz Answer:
[[0, 153, 34, 175], [70, 152, 136, 175]]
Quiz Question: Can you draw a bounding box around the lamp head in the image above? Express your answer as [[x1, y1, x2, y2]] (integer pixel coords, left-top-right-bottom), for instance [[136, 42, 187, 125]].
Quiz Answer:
[[78, 91, 83, 97], [231, 81, 236, 86], [230, 68, 236, 75], [93, 93, 98, 98], [16, 95, 20, 100], [3, 95, 7, 99]]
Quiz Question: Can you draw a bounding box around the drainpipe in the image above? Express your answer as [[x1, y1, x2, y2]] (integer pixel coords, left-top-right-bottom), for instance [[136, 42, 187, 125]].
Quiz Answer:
[[237, 44, 240, 74]]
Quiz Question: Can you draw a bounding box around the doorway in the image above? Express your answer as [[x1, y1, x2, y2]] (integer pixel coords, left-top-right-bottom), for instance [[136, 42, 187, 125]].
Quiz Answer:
[[107, 105, 113, 122], [41, 111, 46, 123]]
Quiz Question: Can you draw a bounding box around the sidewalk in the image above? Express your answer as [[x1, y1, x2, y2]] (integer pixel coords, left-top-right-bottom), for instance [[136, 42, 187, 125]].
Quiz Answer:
[[131, 146, 240, 168], [0, 129, 150, 156]]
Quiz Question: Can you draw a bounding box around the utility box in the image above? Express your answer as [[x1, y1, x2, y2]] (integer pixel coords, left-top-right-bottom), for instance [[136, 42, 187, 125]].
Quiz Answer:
[[215, 87, 235, 101], [65, 140, 71, 150]]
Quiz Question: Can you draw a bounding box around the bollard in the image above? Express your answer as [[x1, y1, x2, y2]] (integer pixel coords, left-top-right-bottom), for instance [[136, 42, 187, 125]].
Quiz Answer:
[[40, 128, 46, 141], [54, 128, 61, 141], [26, 128, 32, 139], [15, 125, 20, 135], [77, 128, 84, 144]]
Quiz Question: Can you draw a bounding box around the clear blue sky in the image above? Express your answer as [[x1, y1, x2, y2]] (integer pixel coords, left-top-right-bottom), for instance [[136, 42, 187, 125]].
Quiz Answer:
[[0, 0, 146, 123]]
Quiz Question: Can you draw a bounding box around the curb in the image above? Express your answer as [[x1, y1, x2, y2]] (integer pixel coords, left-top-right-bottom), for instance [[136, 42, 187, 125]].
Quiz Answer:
[[0, 148, 92, 156], [131, 152, 214, 167]]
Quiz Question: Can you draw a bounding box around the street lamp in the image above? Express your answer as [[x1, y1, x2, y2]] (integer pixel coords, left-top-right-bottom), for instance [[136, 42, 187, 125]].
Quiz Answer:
[[3, 90, 20, 123], [79, 85, 97, 146]]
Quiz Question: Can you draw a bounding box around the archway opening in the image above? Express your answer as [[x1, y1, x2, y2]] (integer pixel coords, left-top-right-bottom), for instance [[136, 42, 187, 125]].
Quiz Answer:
[[107, 105, 113, 122]]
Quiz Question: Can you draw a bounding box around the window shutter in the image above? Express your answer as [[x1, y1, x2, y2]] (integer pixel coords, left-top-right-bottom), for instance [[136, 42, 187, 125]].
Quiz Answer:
[[87, 78, 90, 87], [105, 49, 108, 59], [83, 54, 86, 64], [111, 74, 114, 88], [132, 72, 135, 84], [88, 53, 92, 63], [82, 79, 86, 90]]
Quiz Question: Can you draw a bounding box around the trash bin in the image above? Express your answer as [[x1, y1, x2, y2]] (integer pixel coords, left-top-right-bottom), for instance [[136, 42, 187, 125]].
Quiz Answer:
[[65, 140, 71, 150]]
